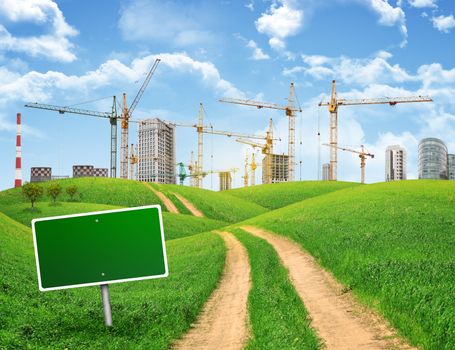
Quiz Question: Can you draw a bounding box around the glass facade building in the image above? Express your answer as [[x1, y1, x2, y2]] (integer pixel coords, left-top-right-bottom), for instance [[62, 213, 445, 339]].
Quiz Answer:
[[448, 154, 455, 180], [418, 138, 448, 179]]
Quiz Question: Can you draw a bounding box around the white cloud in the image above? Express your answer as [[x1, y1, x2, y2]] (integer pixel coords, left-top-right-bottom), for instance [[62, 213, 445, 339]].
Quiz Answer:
[[0, 52, 245, 105], [246, 40, 270, 60], [255, 0, 304, 50], [245, 1, 254, 11], [119, 0, 215, 47], [407, 0, 437, 8], [368, 0, 408, 47], [0, 0, 78, 62], [0, 113, 44, 138], [432, 14, 455, 33]]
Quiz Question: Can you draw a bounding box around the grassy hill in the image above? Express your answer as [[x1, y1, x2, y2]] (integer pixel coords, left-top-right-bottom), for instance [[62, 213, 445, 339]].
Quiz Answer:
[[0, 201, 227, 241], [0, 178, 166, 210], [153, 183, 269, 223], [0, 212, 226, 349], [241, 180, 455, 349], [226, 181, 360, 210]]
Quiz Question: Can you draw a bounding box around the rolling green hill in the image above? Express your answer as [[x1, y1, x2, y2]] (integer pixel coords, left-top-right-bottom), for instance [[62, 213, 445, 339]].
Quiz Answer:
[[226, 181, 360, 210], [241, 180, 455, 349], [0, 201, 227, 241], [153, 183, 269, 223], [0, 212, 226, 349], [0, 177, 166, 210]]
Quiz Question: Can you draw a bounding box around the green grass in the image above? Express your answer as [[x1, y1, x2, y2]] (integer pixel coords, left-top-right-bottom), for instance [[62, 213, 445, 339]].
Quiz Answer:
[[242, 180, 455, 350], [0, 178, 166, 210], [0, 212, 226, 349], [0, 201, 227, 241], [155, 184, 269, 223], [233, 229, 321, 349], [226, 181, 360, 210]]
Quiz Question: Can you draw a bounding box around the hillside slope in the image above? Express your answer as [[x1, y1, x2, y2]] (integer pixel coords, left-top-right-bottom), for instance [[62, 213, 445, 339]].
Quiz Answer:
[[226, 181, 360, 210], [242, 180, 455, 349], [0, 212, 226, 349]]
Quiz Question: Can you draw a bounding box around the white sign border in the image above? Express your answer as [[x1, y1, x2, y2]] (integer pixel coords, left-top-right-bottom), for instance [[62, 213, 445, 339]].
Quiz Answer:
[[32, 204, 169, 292]]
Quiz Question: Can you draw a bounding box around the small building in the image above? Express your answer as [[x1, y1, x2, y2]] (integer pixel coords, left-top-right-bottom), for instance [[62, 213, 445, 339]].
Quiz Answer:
[[30, 167, 52, 183], [322, 163, 330, 181], [448, 154, 455, 180], [219, 172, 232, 191], [94, 168, 109, 178], [263, 154, 288, 183], [385, 145, 407, 181], [73, 165, 94, 178]]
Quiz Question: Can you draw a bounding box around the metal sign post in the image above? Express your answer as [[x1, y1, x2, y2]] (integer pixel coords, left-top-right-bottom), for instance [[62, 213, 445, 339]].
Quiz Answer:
[[100, 284, 113, 327]]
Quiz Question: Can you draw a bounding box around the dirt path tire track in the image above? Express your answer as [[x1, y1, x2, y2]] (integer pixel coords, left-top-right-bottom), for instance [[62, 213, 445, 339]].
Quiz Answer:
[[241, 225, 416, 350], [142, 182, 179, 214], [172, 192, 205, 217], [173, 231, 250, 350]]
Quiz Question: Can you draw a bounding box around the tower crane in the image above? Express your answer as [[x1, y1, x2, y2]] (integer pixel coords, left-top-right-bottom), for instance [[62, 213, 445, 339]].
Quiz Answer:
[[129, 143, 138, 180], [120, 58, 160, 179], [318, 80, 432, 181], [323, 143, 374, 184], [235, 118, 274, 184], [170, 104, 279, 188], [219, 83, 301, 181], [242, 152, 249, 187], [25, 98, 125, 178]]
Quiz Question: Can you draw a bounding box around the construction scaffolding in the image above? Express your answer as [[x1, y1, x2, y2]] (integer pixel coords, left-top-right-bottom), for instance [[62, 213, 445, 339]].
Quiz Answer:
[[137, 118, 176, 184], [262, 154, 288, 183]]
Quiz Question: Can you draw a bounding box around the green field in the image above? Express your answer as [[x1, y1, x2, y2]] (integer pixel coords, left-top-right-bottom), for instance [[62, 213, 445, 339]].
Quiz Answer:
[[0, 212, 226, 349], [154, 183, 269, 223], [227, 181, 360, 209], [233, 229, 320, 350], [241, 180, 455, 349]]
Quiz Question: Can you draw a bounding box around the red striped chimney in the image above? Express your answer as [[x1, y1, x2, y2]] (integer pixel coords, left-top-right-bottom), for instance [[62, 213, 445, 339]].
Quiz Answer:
[[14, 113, 22, 187]]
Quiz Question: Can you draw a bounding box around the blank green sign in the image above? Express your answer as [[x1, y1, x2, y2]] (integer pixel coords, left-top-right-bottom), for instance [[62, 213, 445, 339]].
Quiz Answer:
[[32, 205, 168, 291]]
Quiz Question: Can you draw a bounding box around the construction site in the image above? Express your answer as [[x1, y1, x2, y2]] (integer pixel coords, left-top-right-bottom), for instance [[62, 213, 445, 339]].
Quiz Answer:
[[15, 59, 435, 190]]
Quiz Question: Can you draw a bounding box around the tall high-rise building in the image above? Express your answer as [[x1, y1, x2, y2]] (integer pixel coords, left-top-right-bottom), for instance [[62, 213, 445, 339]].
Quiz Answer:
[[138, 118, 176, 184], [385, 145, 407, 181], [418, 138, 448, 180], [448, 154, 455, 180], [322, 163, 330, 181], [219, 172, 232, 191]]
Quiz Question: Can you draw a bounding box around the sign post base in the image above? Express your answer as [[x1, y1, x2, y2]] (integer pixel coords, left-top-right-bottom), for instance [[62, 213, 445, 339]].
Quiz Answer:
[[100, 284, 112, 327]]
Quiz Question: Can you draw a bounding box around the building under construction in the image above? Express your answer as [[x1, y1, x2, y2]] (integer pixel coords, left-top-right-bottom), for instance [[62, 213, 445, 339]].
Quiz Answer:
[[262, 154, 288, 183], [137, 118, 176, 184], [219, 171, 232, 191]]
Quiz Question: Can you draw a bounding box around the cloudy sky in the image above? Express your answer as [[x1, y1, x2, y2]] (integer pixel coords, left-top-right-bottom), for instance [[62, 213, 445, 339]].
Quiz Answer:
[[1, 0, 454, 190]]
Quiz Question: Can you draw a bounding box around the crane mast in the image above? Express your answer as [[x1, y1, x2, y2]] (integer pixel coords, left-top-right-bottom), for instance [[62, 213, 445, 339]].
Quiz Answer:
[[319, 80, 432, 181]]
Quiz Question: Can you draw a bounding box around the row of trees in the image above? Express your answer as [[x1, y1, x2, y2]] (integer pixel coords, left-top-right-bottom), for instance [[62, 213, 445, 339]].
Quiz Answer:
[[22, 183, 79, 208]]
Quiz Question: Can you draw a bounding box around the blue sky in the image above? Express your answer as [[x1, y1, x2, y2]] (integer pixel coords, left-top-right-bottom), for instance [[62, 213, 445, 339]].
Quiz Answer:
[[1, 0, 455, 190]]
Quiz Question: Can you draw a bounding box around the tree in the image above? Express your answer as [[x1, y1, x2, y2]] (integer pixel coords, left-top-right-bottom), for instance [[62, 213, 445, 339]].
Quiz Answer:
[[66, 185, 78, 201], [47, 183, 62, 204], [22, 183, 44, 209]]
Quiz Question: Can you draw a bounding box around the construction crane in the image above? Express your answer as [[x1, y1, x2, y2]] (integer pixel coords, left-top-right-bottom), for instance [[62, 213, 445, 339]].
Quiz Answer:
[[235, 118, 274, 184], [318, 80, 432, 181], [323, 143, 374, 184], [129, 143, 138, 180], [242, 153, 249, 187], [120, 58, 160, 179], [220, 83, 301, 181], [25, 98, 120, 177], [171, 104, 279, 188]]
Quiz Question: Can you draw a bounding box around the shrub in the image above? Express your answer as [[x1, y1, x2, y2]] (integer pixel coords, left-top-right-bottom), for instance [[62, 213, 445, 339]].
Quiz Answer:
[[47, 183, 62, 204], [22, 183, 43, 209], [66, 185, 78, 201]]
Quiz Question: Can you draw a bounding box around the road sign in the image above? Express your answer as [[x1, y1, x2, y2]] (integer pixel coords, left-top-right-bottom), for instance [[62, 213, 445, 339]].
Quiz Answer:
[[32, 205, 168, 292]]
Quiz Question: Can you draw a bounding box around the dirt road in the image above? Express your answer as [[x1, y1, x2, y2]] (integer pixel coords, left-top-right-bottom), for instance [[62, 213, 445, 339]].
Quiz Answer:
[[173, 231, 251, 350], [142, 182, 179, 214], [173, 192, 205, 217], [241, 225, 415, 350]]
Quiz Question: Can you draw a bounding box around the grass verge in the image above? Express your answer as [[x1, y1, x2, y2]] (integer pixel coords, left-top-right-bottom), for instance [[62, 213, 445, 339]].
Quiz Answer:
[[233, 228, 321, 350], [243, 180, 455, 350]]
